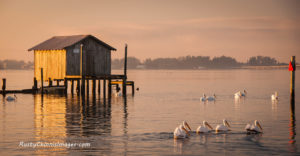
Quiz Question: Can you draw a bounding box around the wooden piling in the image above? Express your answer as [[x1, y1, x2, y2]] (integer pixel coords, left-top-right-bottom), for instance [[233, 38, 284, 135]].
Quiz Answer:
[[41, 68, 44, 94], [56, 80, 59, 86], [108, 78, 112, 98], [82, 77, 85, 96], [123, 44, 128, 96], [2, 78, 6, 95], [92, 78, 96, 96], [290, 56, 296, 117], [76, 79, 80, 95], [98, 79, 101, 94], [71, 79, 74, 95], [86, 79, 89, 95], [48, 78, 52, 87], [103, 78, 106, 99], [33, 77, 37, 90], [64, 78, 68, 94], [132, 81, 135, 95]]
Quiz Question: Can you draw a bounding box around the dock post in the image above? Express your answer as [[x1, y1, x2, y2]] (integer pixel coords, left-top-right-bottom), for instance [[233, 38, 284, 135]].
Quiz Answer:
[[41, 68, 44, 94], [71, 79, 74, 95], [98, 79, 101, 95], [76, 79, 80, 95], [108, 78, 112, 98], [103, 78, 106, 99], [56, 80, 59, 86], [290, 56, 296, 117], [123, 44, 128, 96], [86, 79, 89, 96], [92, 78, 96, 97], [2, 78, 6, 95], [64, 78, 68, 94], [81, 77, 85, 97], [132, 82, 135, 95], [33, 77, 37, 91], [48, 78, 52, 87]]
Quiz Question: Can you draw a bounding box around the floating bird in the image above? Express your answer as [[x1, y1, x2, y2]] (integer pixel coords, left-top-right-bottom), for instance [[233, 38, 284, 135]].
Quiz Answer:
[[234, 90, 246, 98], [241, 90, 247, 96], [207, 94, 216, 101], [113, 91, 122, 97], [215, 119, 231, 132], [271, 92, 278, 101], [200, 94, 206, 102], [6, 94, 17, 101], [245, 120, 263, 134], [174, 124, 190, 139], [197, 121, 213, 133], [182, 121, 192, 132], [136, 87, 139, 91]]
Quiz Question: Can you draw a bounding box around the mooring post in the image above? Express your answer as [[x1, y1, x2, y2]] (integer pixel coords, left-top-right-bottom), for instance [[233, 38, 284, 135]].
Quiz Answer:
[[48, 78, 52, 87], [132, 81, 135, 96], [108, 78, 112, 98], [92, 78, 96, 97], [76, 79, 80, 95], [71, 79, 74, 95], [86, 79, 89, 95], [41, 68, 44, 94], [2, 78, 6, 95], [290, 56, 296, 116], [64, 78, 68, 94], [103, 78, 106, 99], [56, 80, 59, 86], [33, 77, 37, 91], [123, 44, 128, 96]]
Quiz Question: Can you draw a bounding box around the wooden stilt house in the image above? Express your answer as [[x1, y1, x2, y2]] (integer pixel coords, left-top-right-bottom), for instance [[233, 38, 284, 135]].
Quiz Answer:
[[28, 35, 116, 81]]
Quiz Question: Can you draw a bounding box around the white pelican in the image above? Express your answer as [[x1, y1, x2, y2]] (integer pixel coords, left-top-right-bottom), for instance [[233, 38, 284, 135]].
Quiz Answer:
[[196, 121, 213, 133], [182, 121, 192, 132], [6, 94, 17, 101], [245, 120, 263, 134], [200, 94, 206, 102], [207, 94, 216, 101], [271, 92, 278, 101], [215, 119, 231, 132], [234, 91, 242, 98], [174, 124, 190, 139], [114, 91, 122, 97], [241, 90, 247, 96]]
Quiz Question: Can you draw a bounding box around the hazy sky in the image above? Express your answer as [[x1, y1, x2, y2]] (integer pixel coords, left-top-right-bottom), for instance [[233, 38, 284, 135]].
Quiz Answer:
[[0, 0, 299, 62]]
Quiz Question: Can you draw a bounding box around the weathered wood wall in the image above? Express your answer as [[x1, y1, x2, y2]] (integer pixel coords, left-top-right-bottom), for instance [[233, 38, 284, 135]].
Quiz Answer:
[[34, 50, 66, 81], [66, 37, 111, 76]]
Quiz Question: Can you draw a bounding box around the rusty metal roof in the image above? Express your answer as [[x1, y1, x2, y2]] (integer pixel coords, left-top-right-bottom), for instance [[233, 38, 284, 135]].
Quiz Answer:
[[28, 35, 116, 51]]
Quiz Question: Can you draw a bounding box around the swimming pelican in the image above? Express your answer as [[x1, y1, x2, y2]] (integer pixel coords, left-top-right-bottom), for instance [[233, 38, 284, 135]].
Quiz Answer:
[[215, 119, 231, 132], [234, 90, 246, 98], [245, 120, 263, 134], [182, 121, 192, 132], [207, 94, 216, 101], [241, 90, 247, 96], [114, 91, 122, 97], [174, 124, 190, 139], [6, 94, 17, 101], [196, 121, 213, 133], [271, 92, 278, 101], [200, 94, 206, 102]]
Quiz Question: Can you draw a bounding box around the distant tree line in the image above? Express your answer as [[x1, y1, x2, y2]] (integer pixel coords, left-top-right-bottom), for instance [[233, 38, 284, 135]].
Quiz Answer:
[[112, 55, 286, 69], [0, 60, 33, 69]]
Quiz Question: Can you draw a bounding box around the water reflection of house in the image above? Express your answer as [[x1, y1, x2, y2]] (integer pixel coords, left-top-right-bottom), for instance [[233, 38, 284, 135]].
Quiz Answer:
[[34, 95, 66, 140]]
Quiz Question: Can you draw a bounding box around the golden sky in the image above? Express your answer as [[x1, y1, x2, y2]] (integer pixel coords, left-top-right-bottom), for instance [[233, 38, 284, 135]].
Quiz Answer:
[[0, 0, 299, 62]]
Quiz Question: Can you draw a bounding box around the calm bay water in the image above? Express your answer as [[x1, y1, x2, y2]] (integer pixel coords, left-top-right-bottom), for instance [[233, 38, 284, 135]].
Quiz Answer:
[[0, 69, 299, 155]]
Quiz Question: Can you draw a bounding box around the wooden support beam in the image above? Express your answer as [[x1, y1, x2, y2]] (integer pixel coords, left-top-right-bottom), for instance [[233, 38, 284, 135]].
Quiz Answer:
[[2, 78, 6, 95], [76, 79, 80, 95], [103, 78, 106, 99], [86, 79, 89, 95], [41, 68, 44, 94], [64, 78, 68, 94], [108, 78, 112, 98], [290, 56, 296, 116], [71, 79, 74, 95], [48, 78, 52, 87], [92, 78, 96, 96], [98, 79, 101, 94]]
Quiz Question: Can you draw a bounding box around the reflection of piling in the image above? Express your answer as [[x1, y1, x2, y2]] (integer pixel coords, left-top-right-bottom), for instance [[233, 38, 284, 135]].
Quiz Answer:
[[290, 56, 296, 114]]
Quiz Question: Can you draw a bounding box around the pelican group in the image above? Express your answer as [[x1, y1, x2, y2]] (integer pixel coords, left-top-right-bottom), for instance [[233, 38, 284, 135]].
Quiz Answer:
[[215, 119, 231, 132], [200, 94, 216, 102], [196, 121, 213, 133], [245, 120, 263, 134]]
